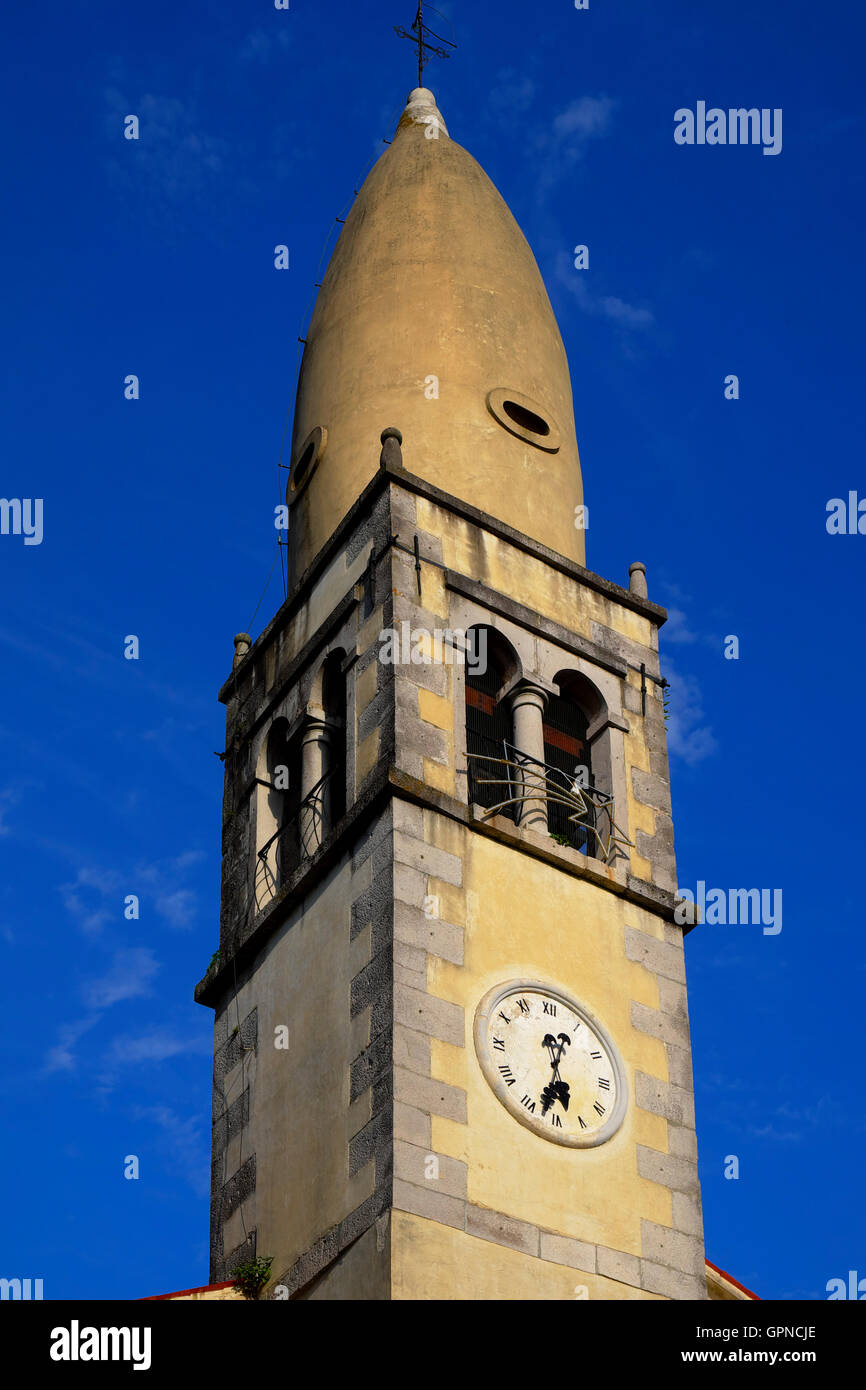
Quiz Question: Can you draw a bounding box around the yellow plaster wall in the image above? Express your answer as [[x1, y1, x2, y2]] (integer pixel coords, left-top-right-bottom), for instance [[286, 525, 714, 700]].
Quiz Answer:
[[423, 818, 673, 1254], [391, 1212, 662, 1301], [414, 497, 654, 650], [249, 860, 375, 1276]]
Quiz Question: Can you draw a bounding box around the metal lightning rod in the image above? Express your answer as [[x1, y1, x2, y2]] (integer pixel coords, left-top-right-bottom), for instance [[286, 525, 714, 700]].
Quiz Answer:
[[394, 2, 457, 89]]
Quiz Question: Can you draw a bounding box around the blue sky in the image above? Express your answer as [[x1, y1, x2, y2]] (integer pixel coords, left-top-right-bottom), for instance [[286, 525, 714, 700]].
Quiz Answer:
[[1, 0, 863, 1300]]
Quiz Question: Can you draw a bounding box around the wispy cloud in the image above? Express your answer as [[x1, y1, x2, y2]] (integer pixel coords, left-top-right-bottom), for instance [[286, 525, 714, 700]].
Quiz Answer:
[[61, 867, 121, 936], [554, 258, 653, 329], [61, 850, 204, 935], [238, 28, 292, 64], [534, 95, 616, 199], [92, 1027, 211, 1099], [132, 1105, 210, 1197], [138, 850, 205, 931], [663, 659, 717, 766], [551, 95, 616, 143], [44, 948, 161, 1071], [595, 293, 653, 328], [663, 606, 700, 644], [44, 1015, 102, 1074], [83, 948, 159, 1009], [106, 1029, 210, 1068], [487, 68, 538, 122], [103, 89, 232, 219], [658, 584, 728, 651], [746, 1122, 803, 1143], [498, 90, 656, 336]]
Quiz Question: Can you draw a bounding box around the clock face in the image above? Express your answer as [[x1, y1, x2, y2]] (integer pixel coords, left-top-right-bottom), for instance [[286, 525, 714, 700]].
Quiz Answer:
[[474, 982, 627, 1147]]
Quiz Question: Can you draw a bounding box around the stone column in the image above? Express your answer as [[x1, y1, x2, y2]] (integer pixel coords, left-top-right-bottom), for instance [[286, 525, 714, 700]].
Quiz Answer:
[[506, 681, 549, 831], [299, 707, 333, 857]]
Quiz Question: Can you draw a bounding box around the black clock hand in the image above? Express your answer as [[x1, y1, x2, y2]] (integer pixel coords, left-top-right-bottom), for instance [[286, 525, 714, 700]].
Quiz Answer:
[[540, 1033, 571, 1113], [542, 1032, 571, 1078]]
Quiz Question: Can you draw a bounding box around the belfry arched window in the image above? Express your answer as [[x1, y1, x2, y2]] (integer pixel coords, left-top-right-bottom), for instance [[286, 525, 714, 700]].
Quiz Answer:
[[296, 648, 347, 859], [543, 687, 593, 852], [319, 649, 346, 828], [465, 627, 517, 818], [255, 717, 302, 907]]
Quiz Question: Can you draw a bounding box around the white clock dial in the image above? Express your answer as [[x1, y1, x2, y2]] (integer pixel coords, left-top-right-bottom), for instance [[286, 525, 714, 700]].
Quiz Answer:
[[474, 983, 627, 1147]]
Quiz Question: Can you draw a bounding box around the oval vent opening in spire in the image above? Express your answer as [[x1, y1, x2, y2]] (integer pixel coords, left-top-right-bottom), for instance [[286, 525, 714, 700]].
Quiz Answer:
[[486, 388, 561, 453], [288, 425, 327, 501]]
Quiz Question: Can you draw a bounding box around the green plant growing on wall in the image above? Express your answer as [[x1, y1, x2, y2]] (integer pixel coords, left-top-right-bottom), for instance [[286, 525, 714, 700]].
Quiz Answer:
[[232, 1256, 273, 1300], [550, 832, 571, 847]]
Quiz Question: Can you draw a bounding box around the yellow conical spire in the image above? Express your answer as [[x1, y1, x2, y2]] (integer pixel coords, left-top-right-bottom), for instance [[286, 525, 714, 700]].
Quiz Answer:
[[287, 88, 585, 583]]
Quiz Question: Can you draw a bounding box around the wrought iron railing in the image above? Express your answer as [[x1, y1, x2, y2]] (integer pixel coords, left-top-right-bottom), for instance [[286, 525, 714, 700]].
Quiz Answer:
[[254, 767, 336, 910], [465, 732, 519, 821], [465, 741, 632, 864]]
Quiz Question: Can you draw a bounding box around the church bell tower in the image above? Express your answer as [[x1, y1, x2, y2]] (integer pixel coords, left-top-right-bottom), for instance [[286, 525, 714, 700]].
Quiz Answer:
[[196, 86, 707, 1301]]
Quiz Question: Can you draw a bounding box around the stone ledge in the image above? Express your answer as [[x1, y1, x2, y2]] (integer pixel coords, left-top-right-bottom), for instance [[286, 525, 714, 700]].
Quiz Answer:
[[386, 1197, 703, 1299], [197, 768, 688, 1011], [393, 1140, 468, 1199], [465, 1204, 539, 1257], [539, 1230, 596, 1274], [444, 571, 630, 678], [385, 465, 668, 625], [597, 1245, 642, 1289], [641, 1260, 707, 1301], [641, 1220, 706, 1277], [393, 1179, 465, 1232], [388, 770, 683, 924]]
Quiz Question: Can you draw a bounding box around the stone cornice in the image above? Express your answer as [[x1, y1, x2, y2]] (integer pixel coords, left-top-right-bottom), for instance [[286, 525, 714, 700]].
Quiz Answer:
[[445, 571, 630, 679], [217, 462, 667, 701], [196, 765, 684, 1009]]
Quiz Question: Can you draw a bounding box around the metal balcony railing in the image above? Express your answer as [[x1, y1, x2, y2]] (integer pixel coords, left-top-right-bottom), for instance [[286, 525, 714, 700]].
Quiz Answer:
[[465, 740, 632, 864], [254, 767, 335, 910]]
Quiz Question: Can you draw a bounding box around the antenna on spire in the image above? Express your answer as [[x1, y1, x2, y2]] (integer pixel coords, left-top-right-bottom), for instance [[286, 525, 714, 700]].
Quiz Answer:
[[394, 3, 457, 89]]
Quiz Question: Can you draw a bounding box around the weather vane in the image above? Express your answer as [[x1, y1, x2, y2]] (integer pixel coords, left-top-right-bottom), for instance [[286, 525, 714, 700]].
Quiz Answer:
[[394, 3, 456, 89]]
